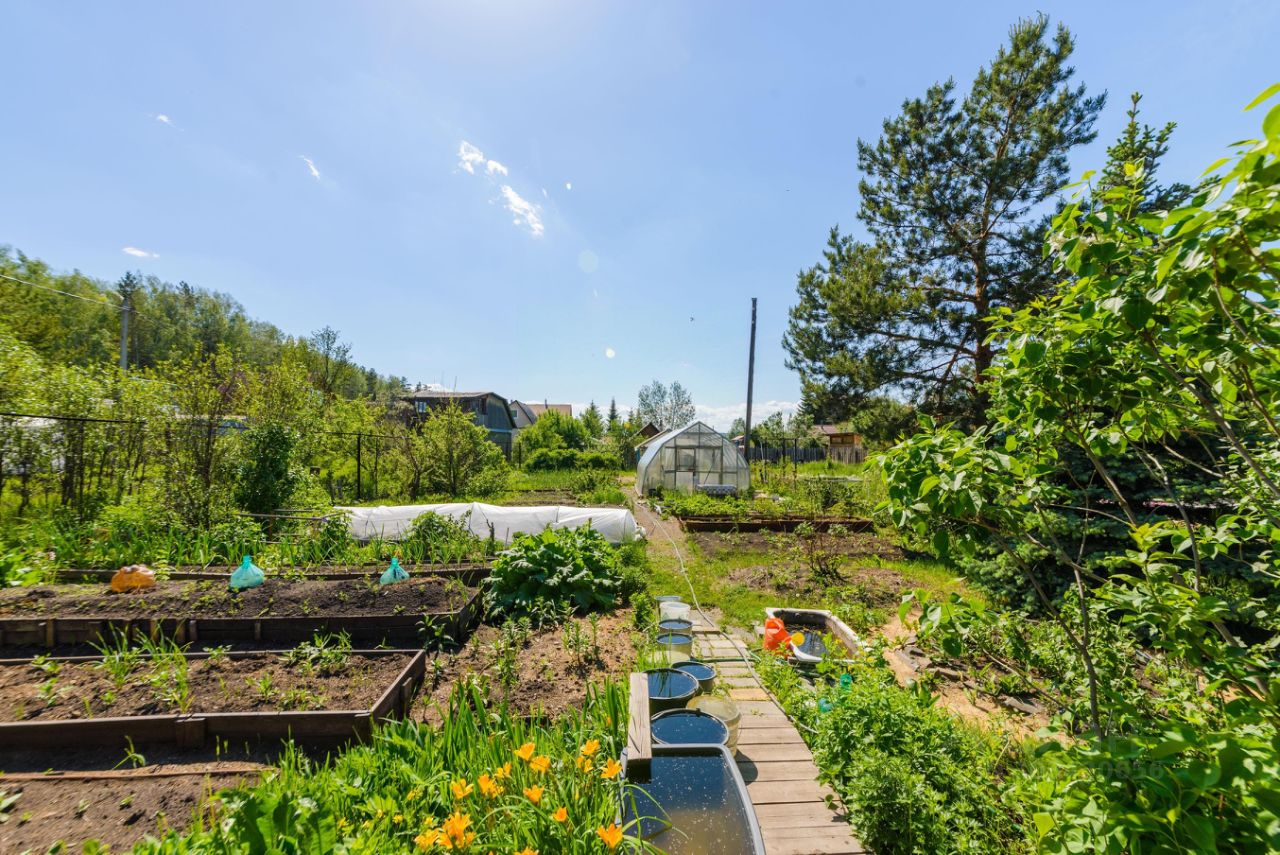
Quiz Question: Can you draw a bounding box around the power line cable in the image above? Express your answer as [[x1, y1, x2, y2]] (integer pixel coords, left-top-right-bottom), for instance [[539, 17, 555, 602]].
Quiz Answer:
[[0, 271, 121, 307]]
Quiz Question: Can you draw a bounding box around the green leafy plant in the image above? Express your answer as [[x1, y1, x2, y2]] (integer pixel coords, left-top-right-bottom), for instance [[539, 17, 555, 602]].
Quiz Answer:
[[483, 527, 624, 624], [281, 631, 353, 676]]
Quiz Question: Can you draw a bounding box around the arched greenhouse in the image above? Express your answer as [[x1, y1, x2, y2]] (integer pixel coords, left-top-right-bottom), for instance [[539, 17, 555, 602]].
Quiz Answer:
[[635, 421, 750, 496]]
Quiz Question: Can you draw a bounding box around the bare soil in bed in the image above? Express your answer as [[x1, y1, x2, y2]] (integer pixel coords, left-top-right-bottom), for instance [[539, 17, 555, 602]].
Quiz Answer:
[[0, 652, 412, 720], [0, 744, 272, 854], [0, 577, 470, 619], [690, 529, 905, 562], [419, 611, 639, 721]]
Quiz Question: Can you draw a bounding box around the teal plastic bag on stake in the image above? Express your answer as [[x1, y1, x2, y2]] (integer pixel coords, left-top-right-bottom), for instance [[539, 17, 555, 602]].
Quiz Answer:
[[380, 556, 409, 586], [230, 555, 265, 591]]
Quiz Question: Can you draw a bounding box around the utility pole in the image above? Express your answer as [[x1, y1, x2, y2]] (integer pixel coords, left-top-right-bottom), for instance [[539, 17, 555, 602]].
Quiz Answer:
[[744, 297, 757, 466]]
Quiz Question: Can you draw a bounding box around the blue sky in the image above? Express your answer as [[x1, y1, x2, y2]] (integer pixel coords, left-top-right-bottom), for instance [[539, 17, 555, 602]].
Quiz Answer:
[[2, 1, 1277, 428]]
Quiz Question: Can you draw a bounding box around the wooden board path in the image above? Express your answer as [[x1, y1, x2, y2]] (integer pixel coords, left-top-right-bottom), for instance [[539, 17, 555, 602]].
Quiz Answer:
[[692, 625, 869, 854]]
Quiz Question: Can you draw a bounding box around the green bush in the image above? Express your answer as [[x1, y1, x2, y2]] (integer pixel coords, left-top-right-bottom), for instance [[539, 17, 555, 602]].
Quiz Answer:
[[233, 423, 301, 514], [759, 656, 1031, 854], [483, 527, 623, 623], [523, 448, 620, 471]]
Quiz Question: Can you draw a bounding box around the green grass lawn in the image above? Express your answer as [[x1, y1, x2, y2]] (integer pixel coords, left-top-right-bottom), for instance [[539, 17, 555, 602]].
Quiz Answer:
[[645, 527, 980, 635]]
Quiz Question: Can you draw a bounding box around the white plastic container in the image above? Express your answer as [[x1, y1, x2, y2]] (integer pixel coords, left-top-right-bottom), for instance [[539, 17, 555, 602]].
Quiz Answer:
[[659, 600, 691, 622], [687, 695, 741, 753]]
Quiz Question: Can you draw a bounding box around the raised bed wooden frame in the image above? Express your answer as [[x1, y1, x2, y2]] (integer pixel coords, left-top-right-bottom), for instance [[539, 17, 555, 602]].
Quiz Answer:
[[51, 561, 493, 586], [0, 648, 426, 750], [0, 590, 481, 649], [676, 515, 872, 533]]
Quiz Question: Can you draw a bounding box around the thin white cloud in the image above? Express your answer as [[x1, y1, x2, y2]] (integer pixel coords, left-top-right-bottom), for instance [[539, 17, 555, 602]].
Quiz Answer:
[[154, 114, 173, 126], [458, 140, 544, 236], [299, 156, 321, 180], [121, 246, 158, 259], [695, 400, 801, 431], [457, 141, 486, 174], [500, 185, 544, 237]]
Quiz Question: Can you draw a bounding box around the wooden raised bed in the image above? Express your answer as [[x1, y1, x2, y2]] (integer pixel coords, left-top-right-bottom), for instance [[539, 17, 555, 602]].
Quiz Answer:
[[0, 648, 425, 750], [676, 515, 872, 533], [0, 590, 480, 649], [51, 561, 493, 586]]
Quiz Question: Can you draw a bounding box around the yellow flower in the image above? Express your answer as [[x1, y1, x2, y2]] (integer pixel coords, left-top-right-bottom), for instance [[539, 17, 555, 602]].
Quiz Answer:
[[442, 811, 475, 848], [451, 778, 474, 800], [495, 762, 512, 780], [575, 755, 592, 774], [423, 816, 437, 828], [580, 739, 600, 757], [552, 806, 568, 823], [516, 849, 537, 855], [415, 829, 441, 850], [393, 813, 405, 824], [514, 741, 536, 762], [530, 755, 551, 774], [337, 817, 350, 831], [601, 758, 622, 780], [478, 773, 504, 799], [361, 819, 372, 830], [407, 788, 421, 801], [523, 785, 543, 804], [597, 823, 624, 849]]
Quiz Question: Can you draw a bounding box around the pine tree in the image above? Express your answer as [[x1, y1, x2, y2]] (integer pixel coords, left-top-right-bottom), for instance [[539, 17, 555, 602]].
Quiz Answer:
[[607, 398, 620, 429], [784, 15, 1104, 424], [1098, 93, 1192, 213]]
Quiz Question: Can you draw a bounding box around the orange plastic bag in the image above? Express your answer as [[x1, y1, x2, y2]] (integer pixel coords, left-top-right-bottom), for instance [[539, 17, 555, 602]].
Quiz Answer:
[[111, 564, 156, 592], [763, 617, 791, 652]]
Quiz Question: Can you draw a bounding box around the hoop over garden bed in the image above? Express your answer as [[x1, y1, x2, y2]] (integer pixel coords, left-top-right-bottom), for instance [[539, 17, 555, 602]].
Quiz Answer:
[[0, 648, 424, 750], [51, 562, 492, 586], [0, 578, 478, 648]]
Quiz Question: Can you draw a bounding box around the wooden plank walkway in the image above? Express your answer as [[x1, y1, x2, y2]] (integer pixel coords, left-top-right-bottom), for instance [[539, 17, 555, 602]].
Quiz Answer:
[[691, 624, 868, 854]]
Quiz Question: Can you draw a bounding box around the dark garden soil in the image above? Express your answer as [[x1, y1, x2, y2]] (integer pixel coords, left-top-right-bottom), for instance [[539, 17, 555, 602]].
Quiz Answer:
[[726, 561, 916, 605], [0, 744, 271, 854], [0, 577, 471, 619], [0, 651, 413, 721], [419, 611, 638, 721], [691, 529, 905, 562]]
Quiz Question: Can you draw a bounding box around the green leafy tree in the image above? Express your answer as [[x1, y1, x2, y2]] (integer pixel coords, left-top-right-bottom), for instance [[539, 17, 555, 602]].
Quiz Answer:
[[514, 409, 591, 461], [881, 87, 1280, 853], [580, 401, 605, 439], [636, 380, 695, 428], [414, 402, 509, 498], [785, 15, 1104, 424]]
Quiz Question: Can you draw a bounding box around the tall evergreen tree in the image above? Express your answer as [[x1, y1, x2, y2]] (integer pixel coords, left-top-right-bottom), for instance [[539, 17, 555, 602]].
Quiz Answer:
[[784, 15, 1104, 424], [1097, 92, 1192, 213], [606, 397, 620, 429]]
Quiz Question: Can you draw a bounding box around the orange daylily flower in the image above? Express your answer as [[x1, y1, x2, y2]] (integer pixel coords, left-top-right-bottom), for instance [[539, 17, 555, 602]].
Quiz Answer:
[[523, 785, 543, 804], [451, 778, 474, 800], [552, 806, 568, 823], [442, 811, 475, 848], [515, 849, 537, 855], [478, 773, 504, 799], [597, 823, 624, 849], [415, 829, 440, 850], [495, 762, 512, 780], [601, 758, 622, 780], [530, 755, 551, 774], [514, 741, 536, 762], [579, 739, 600, 757], [575, 755, 593, 773]]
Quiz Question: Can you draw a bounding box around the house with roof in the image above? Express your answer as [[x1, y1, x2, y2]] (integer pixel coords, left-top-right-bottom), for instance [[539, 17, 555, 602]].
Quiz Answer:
[[400, 388, 517, 456], [510, 401, 573, 429]]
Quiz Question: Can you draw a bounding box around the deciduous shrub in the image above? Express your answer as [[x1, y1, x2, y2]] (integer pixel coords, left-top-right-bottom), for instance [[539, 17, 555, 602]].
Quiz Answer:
[[523, 448, 620, 471], [484, 527, 623, 623], [759, 656, 1031, 854]]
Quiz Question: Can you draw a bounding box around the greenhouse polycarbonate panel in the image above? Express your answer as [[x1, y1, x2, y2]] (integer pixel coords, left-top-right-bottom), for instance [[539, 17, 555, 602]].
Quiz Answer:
[[635, 421, 750, 495]]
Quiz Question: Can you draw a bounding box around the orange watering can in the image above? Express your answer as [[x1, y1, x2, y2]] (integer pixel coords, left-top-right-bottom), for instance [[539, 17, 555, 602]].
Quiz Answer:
[[763, 617, 791, 652]]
